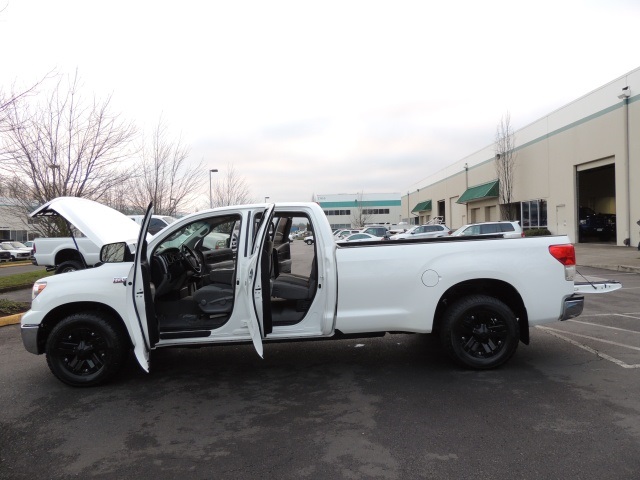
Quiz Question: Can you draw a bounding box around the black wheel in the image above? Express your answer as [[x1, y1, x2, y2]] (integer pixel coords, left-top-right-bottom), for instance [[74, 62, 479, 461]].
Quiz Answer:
[[56, 260, 83, 274], [439, 295, 519, 369], [45, 313, 128, 387]]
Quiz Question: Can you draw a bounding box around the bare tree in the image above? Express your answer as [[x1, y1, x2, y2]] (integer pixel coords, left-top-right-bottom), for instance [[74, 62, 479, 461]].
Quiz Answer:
[[350, 191, 373, 228], [0, 72, 137, 237], [210, 163, 254, 208], [0, 74, 49, 135], [125, 118, 204, 216], [495, 112, 518, 220]]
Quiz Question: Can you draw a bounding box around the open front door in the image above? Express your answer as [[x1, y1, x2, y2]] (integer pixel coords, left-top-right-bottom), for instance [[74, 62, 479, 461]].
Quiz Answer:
[[244, 205, 275, 357], [126, 203, 158, 372]]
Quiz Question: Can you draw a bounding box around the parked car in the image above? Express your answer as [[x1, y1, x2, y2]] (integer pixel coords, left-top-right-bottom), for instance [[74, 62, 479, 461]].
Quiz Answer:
[[3, 241, 32, 251], [578, 207, 615, 241], [389, 224, 451, 240], [304, 235, 314, 245], [333, 229, 360, 240], [129, 215, 176, 235], [337, 232, 383, 243], [21, 196, 620, 387], [361, 226, 389, 238], [451, 221, 524, 238], [0, 242, 32, 261]]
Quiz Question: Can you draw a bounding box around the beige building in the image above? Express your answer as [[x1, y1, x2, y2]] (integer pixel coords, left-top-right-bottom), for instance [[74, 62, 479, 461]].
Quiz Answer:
[[402, 67, 639, 247]]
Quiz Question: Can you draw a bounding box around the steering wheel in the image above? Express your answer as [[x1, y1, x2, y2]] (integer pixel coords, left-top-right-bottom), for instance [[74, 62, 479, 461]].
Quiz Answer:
[[181, 245, 202, 274]]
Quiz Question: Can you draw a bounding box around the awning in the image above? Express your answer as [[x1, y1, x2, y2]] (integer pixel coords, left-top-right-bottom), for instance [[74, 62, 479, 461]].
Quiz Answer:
[[457, 180, 499, 204], [411, 200, 432, 213]]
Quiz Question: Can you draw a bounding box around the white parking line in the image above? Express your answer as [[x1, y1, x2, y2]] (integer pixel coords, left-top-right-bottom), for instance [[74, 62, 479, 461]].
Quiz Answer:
[[541, 326, 640, 351], [614, 314, 640, 320], [567, 319, 640, 333], [536, 326, 640, 369]]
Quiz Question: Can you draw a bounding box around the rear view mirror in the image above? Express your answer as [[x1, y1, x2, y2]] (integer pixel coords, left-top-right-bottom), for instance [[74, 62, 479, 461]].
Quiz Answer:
[[101, 242, 127, 263]]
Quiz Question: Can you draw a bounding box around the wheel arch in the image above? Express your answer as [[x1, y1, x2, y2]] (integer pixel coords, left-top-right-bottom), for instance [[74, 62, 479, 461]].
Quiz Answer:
[[433, 279, 530, 345], [35, 301, 131, 354], [54, 249, 84, 266]]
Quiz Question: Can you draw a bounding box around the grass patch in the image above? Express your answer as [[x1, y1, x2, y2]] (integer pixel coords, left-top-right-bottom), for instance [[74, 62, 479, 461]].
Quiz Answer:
[[0, 270, 53, 290], [0, 298, 31, 316]]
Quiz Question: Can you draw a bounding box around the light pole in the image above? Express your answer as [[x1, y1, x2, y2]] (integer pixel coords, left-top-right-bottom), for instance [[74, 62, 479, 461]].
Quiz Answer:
[[49, 163, 60, 197], [209, 169, 218, 208]]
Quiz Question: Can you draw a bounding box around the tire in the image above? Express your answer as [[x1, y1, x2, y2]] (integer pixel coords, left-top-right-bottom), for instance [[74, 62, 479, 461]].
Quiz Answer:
[[45, 312, 128, 387], [305, 240, 312, 245], [56, 260, 83, 274], [439, 295, 519, 369]]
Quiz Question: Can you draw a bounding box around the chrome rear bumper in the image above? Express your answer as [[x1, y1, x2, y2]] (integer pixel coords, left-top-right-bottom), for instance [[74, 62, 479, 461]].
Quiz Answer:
[[560, 294, 584, 321]]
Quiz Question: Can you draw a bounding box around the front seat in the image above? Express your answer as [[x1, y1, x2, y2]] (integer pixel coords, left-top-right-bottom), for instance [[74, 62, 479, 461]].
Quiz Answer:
[[193, 284, 234, 314]]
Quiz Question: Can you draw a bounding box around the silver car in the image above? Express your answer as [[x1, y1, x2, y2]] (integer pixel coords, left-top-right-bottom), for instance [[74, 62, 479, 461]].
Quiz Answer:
[[389, 224, 451, 240]]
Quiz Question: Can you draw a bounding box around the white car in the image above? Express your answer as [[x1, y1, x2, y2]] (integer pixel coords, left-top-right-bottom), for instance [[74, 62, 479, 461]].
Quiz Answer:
[[129, 215, 177, 235], [333, 229, 360, 240], [451, 221, 524, 238], [0, 242, 32, 261], [389, 224, 451, 240], [337, 232, 383, 243], [304, 235, 314, 245]]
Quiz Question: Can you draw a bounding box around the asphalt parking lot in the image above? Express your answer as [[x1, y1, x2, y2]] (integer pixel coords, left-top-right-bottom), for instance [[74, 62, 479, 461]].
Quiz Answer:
[[1, 246, 639, 479], [538, 266, 640, 369]]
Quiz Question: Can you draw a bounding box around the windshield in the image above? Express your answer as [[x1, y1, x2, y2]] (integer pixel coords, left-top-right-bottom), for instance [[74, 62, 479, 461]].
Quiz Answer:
[[154, 216, 240, 255], [10, 242, 27, 248]]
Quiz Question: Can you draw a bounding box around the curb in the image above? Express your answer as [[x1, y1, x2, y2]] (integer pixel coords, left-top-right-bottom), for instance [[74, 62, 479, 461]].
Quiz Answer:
[[578, 264, 640, 274], [0, 284, 34, 294], [0, 313, 23, 327], [0, 261, 34, 269]]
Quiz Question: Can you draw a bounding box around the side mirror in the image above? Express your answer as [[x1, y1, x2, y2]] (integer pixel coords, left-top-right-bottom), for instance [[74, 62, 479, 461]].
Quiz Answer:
[[101, 242, 128, 263]]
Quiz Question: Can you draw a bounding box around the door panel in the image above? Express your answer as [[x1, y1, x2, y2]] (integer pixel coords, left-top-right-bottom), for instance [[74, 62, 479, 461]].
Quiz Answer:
[[127, 203, 156, 371], [244, 205, 275, 356]]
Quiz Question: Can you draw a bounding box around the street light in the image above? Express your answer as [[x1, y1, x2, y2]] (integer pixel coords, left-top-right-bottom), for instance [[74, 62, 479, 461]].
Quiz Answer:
[[209, 169, 218, 208], [49, 164, 60, 197]]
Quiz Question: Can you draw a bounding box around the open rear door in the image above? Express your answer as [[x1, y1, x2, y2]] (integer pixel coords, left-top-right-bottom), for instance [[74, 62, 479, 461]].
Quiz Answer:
[[126, 203, 159, 371], [244, 205, 275, 357]]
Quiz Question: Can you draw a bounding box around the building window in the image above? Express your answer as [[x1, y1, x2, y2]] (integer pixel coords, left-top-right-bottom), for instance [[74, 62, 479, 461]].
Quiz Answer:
[[520, 200, 547, 229], [362, 208, 389, 215], [324, 210, 351, 216]]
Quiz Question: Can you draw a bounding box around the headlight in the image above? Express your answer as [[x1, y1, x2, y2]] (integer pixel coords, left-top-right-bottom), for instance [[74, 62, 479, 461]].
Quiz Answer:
[[32, 281, 47, 300]]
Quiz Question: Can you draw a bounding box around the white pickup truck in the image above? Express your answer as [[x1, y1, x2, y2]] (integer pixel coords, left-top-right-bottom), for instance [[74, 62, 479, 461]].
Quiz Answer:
[[21, 197, 620, 387], [33, 215, 176, 274], [32, 237, 101, 273]]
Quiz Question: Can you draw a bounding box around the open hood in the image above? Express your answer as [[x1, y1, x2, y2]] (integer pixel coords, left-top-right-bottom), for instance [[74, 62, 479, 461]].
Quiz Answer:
[[31, 197, 145, 248]]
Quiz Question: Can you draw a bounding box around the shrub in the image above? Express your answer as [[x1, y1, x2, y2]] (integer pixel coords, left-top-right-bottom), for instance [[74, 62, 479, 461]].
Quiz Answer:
[[524, 228, 552, 237]]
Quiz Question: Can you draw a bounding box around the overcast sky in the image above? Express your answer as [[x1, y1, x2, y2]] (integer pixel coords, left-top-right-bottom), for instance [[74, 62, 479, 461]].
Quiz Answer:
[[1, 0, 639, 205]]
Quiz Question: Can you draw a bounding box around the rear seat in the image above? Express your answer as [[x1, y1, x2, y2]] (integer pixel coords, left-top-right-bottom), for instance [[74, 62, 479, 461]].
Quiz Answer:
[[271, 259, 317, 300]]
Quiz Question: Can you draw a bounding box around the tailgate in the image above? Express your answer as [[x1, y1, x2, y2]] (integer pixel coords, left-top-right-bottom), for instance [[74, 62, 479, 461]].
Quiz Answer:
[[574, 281, 621, 294]]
